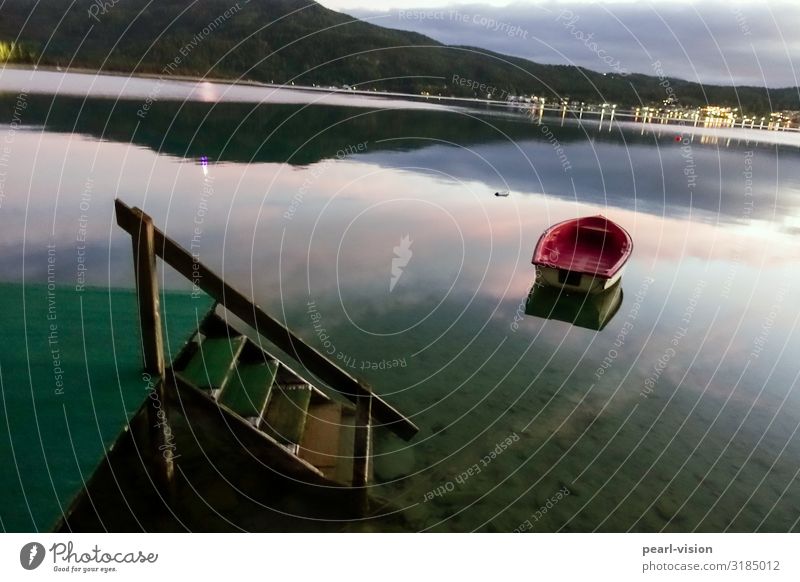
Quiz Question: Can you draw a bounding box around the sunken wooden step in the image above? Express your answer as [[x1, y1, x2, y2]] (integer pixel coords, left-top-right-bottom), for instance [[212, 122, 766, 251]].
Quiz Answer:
[[297, 402, 368, 486], [260, 382, 312, 447], [299, 401, 346, 481], [180, 335, 247, 392], [216, 340, 279, 419], [218, 359, 279, 419]]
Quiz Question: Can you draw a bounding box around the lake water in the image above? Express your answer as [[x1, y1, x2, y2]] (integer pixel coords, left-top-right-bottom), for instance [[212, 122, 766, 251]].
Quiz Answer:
[[2, 69, 800, 532]]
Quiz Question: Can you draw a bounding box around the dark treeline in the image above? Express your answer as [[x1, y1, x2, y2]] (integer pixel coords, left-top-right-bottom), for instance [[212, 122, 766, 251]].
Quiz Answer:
[[0, 0, 798, 114], [0, 93, 785, 222]]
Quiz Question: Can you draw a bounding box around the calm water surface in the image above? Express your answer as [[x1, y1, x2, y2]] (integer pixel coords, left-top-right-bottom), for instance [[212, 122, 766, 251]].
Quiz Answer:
[[2, 70, 800, 532]]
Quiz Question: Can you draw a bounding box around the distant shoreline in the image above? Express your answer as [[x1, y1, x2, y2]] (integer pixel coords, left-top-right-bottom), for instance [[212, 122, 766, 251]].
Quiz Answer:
[[3, 64, 798, 138], [0, 62, 483, 105]]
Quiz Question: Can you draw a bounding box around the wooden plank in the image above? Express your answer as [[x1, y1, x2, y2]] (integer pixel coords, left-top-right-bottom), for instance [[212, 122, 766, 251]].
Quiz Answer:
[[260, 384, 312, 445], [218, 360, 278, 418], [352, 395, 372, 488], [334, 409, 356, 486], [115, 199, 418, 441], [298, 401, 342, 473]]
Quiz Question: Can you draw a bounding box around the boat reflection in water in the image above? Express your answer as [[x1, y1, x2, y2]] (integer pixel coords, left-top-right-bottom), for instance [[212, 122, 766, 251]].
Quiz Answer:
[[525, 277, 624, 331]]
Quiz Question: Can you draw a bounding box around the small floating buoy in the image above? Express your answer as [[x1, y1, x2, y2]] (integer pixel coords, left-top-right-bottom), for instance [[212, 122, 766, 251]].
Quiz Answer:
[[495, 190, 510, 197]]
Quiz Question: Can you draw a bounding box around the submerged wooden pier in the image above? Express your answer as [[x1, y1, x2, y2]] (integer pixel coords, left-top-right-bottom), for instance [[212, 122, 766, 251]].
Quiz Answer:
[[56, 199, 418, 531]]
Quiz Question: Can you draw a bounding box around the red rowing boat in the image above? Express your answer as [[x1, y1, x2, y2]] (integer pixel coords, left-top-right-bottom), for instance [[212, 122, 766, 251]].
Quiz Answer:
[[532, 215, 632, 294]]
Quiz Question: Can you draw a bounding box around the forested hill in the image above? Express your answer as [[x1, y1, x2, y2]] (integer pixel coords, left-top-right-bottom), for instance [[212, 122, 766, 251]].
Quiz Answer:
[[0, 0, 797, 113]]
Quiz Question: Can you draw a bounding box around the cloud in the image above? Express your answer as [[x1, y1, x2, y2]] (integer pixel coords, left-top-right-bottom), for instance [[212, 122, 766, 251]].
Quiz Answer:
[[342, 1, 800, 87]]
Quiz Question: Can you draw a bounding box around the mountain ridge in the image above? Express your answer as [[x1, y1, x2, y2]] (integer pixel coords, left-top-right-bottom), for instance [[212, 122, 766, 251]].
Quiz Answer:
[[0, 0, 797, 113]]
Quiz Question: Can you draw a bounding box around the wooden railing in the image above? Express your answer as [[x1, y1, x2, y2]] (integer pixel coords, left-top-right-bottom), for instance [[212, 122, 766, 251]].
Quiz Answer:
[[116, 199, 418, 441]]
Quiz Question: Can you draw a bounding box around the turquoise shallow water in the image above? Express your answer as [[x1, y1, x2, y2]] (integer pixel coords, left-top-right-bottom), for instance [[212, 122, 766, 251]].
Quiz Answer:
[[0, 283, 210, 531], [1, 75, 800, 531]]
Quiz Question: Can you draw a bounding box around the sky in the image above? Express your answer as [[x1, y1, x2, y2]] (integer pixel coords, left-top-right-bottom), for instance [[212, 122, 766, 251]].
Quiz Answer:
[[316, 1, 799, 87]]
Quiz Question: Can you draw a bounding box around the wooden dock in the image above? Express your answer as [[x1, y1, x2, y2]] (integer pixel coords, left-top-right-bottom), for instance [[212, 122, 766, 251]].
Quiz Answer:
[[55, 199, 418, 531]]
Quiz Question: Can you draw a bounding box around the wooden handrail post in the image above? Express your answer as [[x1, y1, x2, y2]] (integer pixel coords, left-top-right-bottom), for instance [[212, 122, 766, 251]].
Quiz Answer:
[[353, 394, 372, 515], [149, 377, 176, 503], [131, 209, 164, 376], [129, 208, 174, 502]]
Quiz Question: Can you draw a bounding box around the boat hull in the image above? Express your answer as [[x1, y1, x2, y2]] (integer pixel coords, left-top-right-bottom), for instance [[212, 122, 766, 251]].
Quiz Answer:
[[532, 215, 632, 292], [536, 265, 623, 294]]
